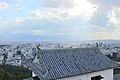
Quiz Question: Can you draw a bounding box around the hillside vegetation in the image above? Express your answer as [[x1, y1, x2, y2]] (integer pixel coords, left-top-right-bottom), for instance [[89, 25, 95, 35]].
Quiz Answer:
[[0, 64, 31, 80]]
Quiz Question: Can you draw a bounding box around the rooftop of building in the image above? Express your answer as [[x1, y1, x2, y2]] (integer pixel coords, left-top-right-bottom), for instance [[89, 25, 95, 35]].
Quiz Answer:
[[28, 48, 119, 80]]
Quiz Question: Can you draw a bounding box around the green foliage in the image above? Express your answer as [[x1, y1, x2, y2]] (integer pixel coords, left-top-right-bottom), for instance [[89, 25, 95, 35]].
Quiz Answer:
[[0, 64, 32, 80]]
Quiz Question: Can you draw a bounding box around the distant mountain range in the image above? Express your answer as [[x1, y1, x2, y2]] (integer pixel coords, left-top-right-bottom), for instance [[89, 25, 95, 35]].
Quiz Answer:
[[0, 32, 69, 41], [0, 32, 120, 43], [88, 40, 120, 44]]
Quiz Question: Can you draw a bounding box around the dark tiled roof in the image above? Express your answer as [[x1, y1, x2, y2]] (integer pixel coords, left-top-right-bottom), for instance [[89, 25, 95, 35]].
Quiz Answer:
[[29, 48, 119, 80], [114, 74, 120, 80]]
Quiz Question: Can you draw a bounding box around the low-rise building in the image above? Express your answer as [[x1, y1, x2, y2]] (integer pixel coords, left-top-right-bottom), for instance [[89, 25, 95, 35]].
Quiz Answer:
[[14, 51, 22, 66]]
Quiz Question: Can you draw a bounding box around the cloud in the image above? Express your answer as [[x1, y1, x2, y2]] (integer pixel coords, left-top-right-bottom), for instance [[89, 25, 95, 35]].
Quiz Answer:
[[43, 0, 98, 20], [11, 29, 46, 35], [88, 0, 120, 7], [0, 2, 8, 10], [88, 0, 120, 10], [89, 10, 109, 26], [0, 23, 5, 28], [43, 0, 74, 10], [15, 3, 26, 10], [107, 7, 120, 32], [90, 29, 120, 40], [29, 10, 53, 19], [87, 0, 120, 27], [28, 9, 69, 20], [15, 18, 26, 23], [32, 30, 47, 35], [2, 16, 56, 35], [50, 24, 105, 40], [66, 0, 98, 19], [12, 0, 98, 23], [3, 8, 104, 39], [1, 0, 120, 40]]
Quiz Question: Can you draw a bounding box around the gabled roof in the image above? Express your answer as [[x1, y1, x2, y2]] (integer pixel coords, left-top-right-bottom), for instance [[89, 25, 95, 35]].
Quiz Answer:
[[29, 48, 119, 80]]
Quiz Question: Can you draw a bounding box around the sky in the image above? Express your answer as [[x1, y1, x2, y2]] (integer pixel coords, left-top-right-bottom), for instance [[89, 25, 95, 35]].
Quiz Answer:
[[0, 0, 120, 41]]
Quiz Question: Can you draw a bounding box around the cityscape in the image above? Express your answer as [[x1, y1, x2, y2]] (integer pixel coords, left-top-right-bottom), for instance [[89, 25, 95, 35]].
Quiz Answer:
[[0, 0, 120, 80], [0, 40, 120, 79]]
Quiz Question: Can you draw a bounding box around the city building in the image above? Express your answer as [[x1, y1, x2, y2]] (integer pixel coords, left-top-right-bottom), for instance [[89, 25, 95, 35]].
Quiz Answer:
[[0, 53, 4, 64]]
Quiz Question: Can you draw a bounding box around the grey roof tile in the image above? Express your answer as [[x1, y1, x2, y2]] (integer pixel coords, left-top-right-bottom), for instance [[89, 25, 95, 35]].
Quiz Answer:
[[29, 48, 119, 80]]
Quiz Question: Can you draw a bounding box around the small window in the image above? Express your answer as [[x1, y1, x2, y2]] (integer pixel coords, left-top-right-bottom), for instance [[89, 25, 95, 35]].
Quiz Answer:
[[91, 75, 103, 80], [17, 60, 20, 63]]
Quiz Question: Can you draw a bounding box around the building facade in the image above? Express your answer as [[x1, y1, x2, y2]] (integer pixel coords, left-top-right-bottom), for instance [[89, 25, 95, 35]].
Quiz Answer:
[[57, 69, 113, 80]]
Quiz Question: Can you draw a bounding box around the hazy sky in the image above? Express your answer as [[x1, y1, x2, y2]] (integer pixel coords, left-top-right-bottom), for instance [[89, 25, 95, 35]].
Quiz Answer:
[[0, 0, 120, 41]]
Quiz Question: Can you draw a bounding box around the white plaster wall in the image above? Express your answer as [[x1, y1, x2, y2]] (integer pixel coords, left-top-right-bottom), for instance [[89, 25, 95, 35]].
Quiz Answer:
[[32, 72, 37, 77], [7, 52, 14, 60], [57, 69, 113, 80]]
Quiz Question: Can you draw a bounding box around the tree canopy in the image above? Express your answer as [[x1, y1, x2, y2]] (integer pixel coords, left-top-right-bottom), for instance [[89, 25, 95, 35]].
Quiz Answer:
[[0, 64, 31, 80]]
